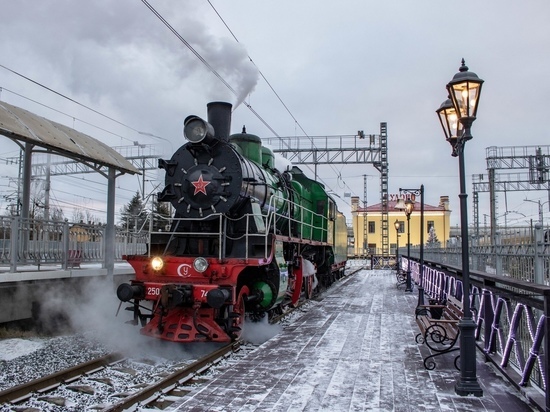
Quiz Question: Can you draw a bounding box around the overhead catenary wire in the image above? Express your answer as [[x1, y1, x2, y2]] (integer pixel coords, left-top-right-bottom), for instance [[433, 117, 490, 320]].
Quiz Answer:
[[0, 3, 361, 209], [0, 87, 135, 145], [142, 0, 358, 199], [0, 73, 172, 148], [140, 0, 280, 140], [1, 2, 359, 203], [206, 0, 307, 138], [203, 0, 360, 200], [0, 64, 139, 136]]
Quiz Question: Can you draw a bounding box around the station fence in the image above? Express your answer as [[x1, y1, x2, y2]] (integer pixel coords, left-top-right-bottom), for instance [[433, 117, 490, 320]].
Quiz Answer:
[[0, 216, 147, 272], [399, 224, 550, 410], [2, 213, 548, 407]]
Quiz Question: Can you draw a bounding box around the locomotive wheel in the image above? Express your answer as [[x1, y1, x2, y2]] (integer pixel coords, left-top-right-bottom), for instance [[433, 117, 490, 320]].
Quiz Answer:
[[228, 285, 249, 340]]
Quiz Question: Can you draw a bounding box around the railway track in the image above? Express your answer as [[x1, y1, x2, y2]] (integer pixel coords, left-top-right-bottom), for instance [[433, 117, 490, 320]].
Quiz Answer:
[[0, 342, 244, 411], [0, 302, 315, 411], [0, 264, 367, 411], [0, 352, 124, 404], [104, 341, 243, 411]]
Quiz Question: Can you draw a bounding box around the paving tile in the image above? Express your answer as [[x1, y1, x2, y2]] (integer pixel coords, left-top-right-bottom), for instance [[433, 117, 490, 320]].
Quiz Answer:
[[167, 270, 537, 412]]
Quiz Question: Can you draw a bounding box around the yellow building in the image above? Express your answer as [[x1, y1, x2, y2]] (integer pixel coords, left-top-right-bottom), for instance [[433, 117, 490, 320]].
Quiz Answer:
[[350, 194, 451, 255]]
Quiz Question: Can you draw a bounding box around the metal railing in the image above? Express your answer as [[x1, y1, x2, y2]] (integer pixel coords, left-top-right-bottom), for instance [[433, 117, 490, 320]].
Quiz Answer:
[[0, 192, 332, 272], [409, 225, 550, 285], [0, 216, 147, 272], [399, 223, 550, 410], [147, 193, 330, 261]]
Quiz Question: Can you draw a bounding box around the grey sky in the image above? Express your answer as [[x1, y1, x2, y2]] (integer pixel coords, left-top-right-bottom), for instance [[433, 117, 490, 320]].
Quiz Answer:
[[0, 1, 548, 227]]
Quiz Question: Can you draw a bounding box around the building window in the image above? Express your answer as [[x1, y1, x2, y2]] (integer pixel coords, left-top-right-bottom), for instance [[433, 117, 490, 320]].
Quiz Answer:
[[368, 221, 375, 233], [397, 221, 405, 233], [427, 220, 434, 233]]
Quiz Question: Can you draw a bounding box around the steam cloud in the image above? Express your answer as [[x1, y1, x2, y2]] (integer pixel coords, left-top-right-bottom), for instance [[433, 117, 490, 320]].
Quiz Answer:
[[37, 278, 220, 361]]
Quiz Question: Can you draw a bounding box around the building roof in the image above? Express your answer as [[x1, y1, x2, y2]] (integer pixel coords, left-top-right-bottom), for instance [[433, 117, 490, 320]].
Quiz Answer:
[[357, 199, 447, 213], [0, 101, 139, 174]]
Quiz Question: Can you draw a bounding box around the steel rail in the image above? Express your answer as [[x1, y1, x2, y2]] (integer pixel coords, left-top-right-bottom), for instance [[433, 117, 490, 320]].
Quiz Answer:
[[0, 267, 364, 408], [0, 352, 124, 404], [103, 341, 241, 412]]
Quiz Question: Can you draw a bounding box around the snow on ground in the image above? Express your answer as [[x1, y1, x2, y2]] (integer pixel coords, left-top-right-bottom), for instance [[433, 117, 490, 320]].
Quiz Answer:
[[0, 338, 45, 361], [0, 334, 110, 391]]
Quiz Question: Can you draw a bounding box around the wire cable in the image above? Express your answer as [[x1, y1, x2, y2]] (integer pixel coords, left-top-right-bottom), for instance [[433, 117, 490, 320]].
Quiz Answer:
[[204, 1, 360, 200], [141, 0, 239, 98], [0, 73, 173, 147]]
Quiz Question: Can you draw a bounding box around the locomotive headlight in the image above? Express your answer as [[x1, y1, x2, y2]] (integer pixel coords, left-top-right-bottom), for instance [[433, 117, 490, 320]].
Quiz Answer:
[[151, 256, 164, 272], [184, 115, 215, 144], [193, 257, 209, 273]]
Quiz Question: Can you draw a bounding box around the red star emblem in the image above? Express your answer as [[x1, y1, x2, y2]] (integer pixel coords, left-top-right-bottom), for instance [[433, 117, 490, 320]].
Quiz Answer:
[[191, 174, 210, 196]]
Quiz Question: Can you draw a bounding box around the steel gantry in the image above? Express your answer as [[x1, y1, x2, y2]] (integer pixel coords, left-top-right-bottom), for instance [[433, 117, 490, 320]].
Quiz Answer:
[[30, 144, 160, 178], [264, 122, 390, 256], [29, 144, 161, 195], [5, 144, 162, 224], [472, 145, 550, 243]]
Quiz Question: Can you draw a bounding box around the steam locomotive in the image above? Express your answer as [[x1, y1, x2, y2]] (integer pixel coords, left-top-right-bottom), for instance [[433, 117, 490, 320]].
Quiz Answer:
[[117, 102, 348, 343]]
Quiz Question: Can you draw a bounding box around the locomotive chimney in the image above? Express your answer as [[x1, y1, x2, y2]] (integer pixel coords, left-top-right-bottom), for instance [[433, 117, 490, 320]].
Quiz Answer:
[[207, 101, 232, 142]]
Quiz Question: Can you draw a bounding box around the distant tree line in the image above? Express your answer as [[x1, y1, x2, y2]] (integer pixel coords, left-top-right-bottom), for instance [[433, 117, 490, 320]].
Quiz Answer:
[[119, 191, 171, 232], [0, 189, 171, 233]]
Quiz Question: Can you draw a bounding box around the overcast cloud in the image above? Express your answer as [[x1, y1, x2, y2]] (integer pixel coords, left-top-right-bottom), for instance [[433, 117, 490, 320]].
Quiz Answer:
[[0, 1, 548, 228]]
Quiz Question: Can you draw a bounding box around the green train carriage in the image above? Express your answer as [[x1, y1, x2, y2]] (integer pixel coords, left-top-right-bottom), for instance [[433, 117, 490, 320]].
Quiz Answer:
[[119, 102, 349, 343]]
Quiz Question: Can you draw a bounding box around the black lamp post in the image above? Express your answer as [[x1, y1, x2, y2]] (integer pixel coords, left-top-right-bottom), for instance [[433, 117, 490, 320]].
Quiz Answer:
[[397, 187, 425, 307], [395, 198, 414, 292], [436, 58, 484, 397], [394, 219, 400, 271], [404, 200, 414, 293]]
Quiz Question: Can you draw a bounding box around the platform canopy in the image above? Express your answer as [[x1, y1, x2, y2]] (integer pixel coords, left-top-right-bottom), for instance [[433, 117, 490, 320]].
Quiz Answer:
[[0, 100, 141, 276], [0, 101, 139, 175]]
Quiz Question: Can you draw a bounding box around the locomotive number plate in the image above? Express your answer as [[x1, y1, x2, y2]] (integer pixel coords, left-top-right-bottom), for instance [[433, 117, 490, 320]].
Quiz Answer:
[[144, 283, 163, 299], [193, 285, 218, 302]]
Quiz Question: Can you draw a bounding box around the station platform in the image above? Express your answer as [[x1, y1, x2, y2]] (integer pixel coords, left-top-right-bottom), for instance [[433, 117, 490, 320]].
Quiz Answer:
[[167, 268, 539, 412], [0, 263, 134, 325]]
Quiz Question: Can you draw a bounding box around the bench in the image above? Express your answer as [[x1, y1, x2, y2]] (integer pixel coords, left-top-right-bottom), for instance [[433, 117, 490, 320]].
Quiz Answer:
[[415, 296, 464, 370], [68, 249, 82, 268], [395, 270, 407, 288]]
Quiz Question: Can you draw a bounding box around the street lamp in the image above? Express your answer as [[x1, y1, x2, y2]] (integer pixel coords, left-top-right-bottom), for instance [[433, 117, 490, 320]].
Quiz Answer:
[[396, 187, 425, 304], [436, 58, 484, 397], [394, 219, 400, 271], [395, 198, 414, 292]]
